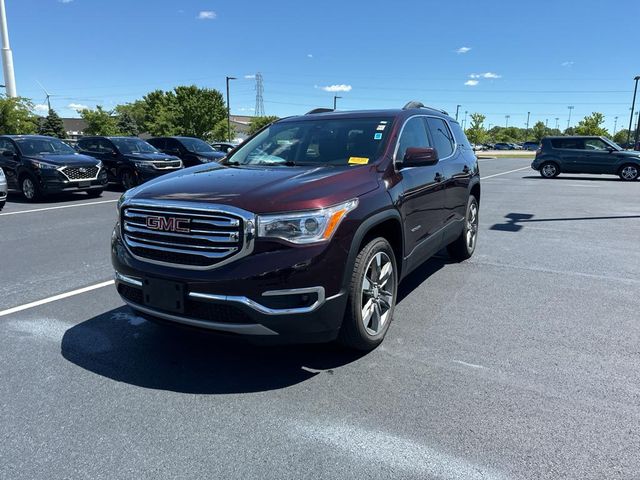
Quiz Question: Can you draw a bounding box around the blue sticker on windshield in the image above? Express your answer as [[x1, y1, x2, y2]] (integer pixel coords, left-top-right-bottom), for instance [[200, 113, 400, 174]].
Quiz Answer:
[[374, 133, 383, 140]]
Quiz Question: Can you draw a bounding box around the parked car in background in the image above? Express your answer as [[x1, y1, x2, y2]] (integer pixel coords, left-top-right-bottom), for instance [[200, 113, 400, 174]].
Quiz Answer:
[[147, 137, 225, 167], [77, 136, 183, 189], [0, 135, 107, 201], [0, 166, 6, 210], [511, 143, 523, 150], [523, 141, 540, 151], [112, 101, 481, 350], [532, 136, 640, 180], [210, 142, 238, 154], [494, 143, 514, 150]]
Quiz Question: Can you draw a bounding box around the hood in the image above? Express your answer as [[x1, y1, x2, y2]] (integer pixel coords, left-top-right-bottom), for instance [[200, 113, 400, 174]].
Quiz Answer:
[[24, 153, 100, 166], [124, 153, 180, 162], [196, 151, 226, 161], [129, 164, 380, 213]]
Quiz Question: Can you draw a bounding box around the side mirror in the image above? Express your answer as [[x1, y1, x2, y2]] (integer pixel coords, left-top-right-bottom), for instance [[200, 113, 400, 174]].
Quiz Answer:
[[606, 146, 615, 153], [403, 147, 439, 167], [2, 150, 15, 158]]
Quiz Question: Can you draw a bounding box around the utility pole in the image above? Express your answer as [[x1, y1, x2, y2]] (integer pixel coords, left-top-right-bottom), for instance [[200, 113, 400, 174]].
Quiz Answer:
[[627, 76, 640, 147], [525, 111, 531, 140], [254, 72, 264, 117], [455, 105, 461, 121], [0, 0, 16, 97], [225, 76, 236, 142], [567, 106, 574, 130], [333, 95, 341, 110], [505, 115, 510, 128], [545, 119, 548, 128], [462, 110, 468, 129], [555, 117, 559, 130], [613, 116, 618, 136]]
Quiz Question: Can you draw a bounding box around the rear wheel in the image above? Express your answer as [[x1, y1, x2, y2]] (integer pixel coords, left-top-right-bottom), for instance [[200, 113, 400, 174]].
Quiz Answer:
[[539, 162, 560, 178], [619, 164, 639, 181], [21, 175, 41, 202], [338, 237, 397, 351], [447, 195, 479, 261]]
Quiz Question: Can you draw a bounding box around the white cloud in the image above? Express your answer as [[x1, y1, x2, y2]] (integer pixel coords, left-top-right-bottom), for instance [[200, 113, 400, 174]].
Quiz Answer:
[[59, 0, 73, 3], [307, 54, 313, 58], [68, 102, 89, 111], [320, 84, 352, 93], [197, 11, 216, 20], [238, 107, 255, 112], [34, 104, 49, 113], [464, 80, 479, 86], [456, 47, 471, 54], [470, 72, 501, 79], [561, 61, 574, 67], [244, 74, 256, 79]]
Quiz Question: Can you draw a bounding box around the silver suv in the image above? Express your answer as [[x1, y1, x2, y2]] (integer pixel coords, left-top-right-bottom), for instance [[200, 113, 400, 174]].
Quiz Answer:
[[0, 167, 7, 211]]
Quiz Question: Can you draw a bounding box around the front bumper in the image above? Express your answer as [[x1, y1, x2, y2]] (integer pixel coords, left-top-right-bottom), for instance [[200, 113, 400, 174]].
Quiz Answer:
[[111, 233, 350, 343], [136, 166, 182, 183], [38, 168, 108, 193]]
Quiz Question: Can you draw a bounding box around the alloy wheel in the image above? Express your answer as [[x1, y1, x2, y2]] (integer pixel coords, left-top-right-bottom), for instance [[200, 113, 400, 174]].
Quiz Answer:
[[22, 178, 36, 199], [466, 202, 479, 252], [361, 251, 395, 336], [621, 165, 638, 180], [542, 164, 557, 178]]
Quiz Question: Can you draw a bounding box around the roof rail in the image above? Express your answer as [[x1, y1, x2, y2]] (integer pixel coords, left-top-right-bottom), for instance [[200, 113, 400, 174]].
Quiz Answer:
[[402, 101, 449, 116], [305, 108, 334, 115]]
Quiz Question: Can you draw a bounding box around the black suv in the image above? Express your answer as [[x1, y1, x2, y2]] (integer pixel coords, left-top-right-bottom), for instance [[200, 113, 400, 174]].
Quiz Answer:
[[112, 102, 480, 350], [0, 135, 107, 201], [147, 137, 225, 167], [532, 136, 640, 180], [77, 136, 183, 189]]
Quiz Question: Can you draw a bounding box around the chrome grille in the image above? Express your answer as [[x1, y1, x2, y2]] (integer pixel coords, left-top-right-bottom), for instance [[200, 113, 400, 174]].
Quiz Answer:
[[152, 160, 182, 169], [122, 203, 253, 269], [62, 166, 99, 180]]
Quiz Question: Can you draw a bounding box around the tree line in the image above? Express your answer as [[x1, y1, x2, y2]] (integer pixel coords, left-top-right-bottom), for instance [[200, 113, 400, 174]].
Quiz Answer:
[[464, 112, 632, 145]]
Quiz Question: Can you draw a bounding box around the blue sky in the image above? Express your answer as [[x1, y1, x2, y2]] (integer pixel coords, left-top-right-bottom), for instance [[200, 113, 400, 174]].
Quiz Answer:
[[6, 0, 640, 133]]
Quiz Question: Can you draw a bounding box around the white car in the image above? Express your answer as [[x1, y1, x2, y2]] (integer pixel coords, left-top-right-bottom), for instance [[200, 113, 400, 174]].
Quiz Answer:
[[0, 167, 7, 211]]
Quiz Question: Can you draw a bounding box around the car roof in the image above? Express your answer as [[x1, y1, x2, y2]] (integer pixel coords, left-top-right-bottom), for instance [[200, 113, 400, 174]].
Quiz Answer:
[[543, 136, 606, 140], [1, 135, 60, 140], [279, 107, 454, 123]]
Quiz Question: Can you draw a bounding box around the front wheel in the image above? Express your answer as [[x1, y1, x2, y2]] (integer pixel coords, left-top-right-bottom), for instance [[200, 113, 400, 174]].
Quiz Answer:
[[86, 189, 104, 198], [0, 201, 5, 211], [120, 170, 138, 190], [447, 195, 479, 261], [21, 176, 42, 202], [619, 164, 639, 181], [338, 237, 398, 351]]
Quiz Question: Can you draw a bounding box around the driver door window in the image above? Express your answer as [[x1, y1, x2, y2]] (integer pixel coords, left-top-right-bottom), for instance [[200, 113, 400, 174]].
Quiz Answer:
[[396, 117, 431, 163]]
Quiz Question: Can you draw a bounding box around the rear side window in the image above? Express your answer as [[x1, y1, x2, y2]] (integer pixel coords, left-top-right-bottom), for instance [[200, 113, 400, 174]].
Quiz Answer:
[[551, 138, 584, 150], [426, 117, 455, 158], [78, 138, 99, 152], [448, 121, 471, 150]]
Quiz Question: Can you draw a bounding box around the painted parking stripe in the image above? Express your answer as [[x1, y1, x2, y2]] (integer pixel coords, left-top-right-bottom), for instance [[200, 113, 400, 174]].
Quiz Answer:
[[0, 280, 114, 318], [0, 199, 118, 217], [480, 166, 531, 180]]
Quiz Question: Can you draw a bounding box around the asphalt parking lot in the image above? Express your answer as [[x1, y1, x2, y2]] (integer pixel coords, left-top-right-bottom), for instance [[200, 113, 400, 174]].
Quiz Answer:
[[1, 158, 639, 480]]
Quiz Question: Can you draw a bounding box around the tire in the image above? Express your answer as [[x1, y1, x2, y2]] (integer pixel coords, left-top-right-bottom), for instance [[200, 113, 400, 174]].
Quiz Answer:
[[20, 175, 42, 202], [120, 169, 138, 190], [338, 237, 398, 351], [447, 195, 479, 262], [0, 201, 5, 211], [539, 162, 560, 178], [86, 189, 104, 198], [618, 164, 639, 181]]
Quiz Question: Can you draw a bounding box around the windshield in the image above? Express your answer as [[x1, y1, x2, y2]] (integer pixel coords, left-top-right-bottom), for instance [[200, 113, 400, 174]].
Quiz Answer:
[[111, 137, 158, 154], [15, 138, 76, 156], [179, 137, 215, 153], [227, 117, 393, 166]]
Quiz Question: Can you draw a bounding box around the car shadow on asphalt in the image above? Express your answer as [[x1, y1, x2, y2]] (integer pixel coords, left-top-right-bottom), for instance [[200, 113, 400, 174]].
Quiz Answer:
[[60, 306, 366, 395], [521, 175, 622, 182], [490, 212, 640, 232], [6, 184, 124, 205], [397, 252, 452, 304]]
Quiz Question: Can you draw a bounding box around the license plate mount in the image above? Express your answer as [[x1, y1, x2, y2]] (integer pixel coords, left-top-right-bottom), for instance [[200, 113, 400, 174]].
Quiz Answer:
[[142, 278, 185, 314], [78, 181, 91, 188]]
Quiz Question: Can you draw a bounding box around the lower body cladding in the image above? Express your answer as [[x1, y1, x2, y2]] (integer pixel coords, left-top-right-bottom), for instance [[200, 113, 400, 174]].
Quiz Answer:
[[111, 236, 350, 344]]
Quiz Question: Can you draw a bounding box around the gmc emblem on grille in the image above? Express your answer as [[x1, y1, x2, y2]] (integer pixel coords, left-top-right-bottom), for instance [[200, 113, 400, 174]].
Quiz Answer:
[[146, 216, 191, 233]]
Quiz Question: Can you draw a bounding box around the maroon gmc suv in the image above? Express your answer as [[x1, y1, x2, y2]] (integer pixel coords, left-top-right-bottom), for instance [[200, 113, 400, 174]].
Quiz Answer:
[[111, 102, 480, 350]]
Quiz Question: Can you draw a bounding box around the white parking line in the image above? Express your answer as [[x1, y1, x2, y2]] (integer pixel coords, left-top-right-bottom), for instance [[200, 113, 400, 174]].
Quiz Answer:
[[0, 199, 118, 216], [480, 166, 531, 180], [0, 280, 114, 318]]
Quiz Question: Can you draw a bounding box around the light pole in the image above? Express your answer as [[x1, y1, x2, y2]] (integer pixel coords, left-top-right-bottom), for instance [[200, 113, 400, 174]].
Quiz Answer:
[[0, 0, 16, 97], [333, 95, 341, 110], [225, 76, 236, 142], [626, 76, 640, 147], [462, 111, 468, 129], [505, 115, 510, 127], [634, 111, 640, 147], [613, 116, 618, 136], [545, 119, 548, 128], [555, 118, 559, 130], [567, 106, 574, 130], [455, 105, 461, 121], [525, 111, 531, 140]]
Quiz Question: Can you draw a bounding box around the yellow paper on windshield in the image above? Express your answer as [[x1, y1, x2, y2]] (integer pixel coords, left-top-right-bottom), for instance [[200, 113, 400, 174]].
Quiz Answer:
[[348, 157, 369, 165]]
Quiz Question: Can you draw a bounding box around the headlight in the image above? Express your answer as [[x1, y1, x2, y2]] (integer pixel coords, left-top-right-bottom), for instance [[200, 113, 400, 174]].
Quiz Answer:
[[257, 199, 358, 244], [29, 159, 59, 170], [132, 160, 155, 169]]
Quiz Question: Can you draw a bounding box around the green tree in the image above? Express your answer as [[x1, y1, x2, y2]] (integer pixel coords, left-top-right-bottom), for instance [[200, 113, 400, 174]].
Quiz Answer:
[[116, 111, 139, 136], [531, 121, 548, 142], [613, 129, 630, 145], [248, 115, 279, 136], [464, 113, 486, 145], [115, 101, 146, 132], [574, 112, 608, 136], [80, 106, 119, 135], [210, 118, 236, 142], [0, 96, 38, 134], [38, 108, 66, 138]]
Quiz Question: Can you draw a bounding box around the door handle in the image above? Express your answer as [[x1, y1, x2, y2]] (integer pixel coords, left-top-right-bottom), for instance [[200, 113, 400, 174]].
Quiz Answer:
[[434, 172, 444, 182]]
